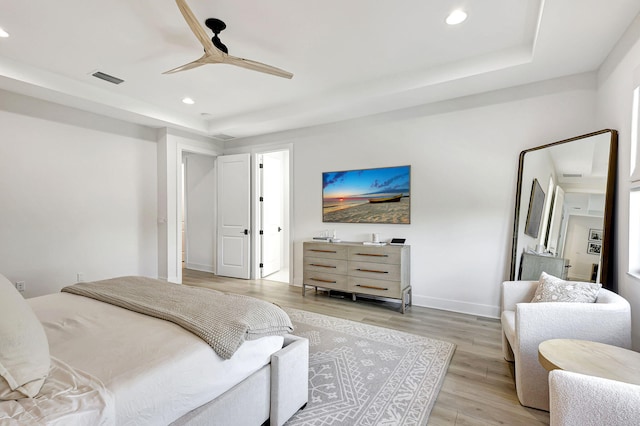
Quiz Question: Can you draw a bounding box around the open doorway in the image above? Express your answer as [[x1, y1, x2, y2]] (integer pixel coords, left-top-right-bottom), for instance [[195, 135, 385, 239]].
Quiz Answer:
[[256, 150, 290, 283], [181, 152, 217, 277], [175, 146, 290, 284]]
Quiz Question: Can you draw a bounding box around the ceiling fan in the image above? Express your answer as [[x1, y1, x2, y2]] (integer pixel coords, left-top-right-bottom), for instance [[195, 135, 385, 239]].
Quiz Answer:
[[164, 0, 293, 79]]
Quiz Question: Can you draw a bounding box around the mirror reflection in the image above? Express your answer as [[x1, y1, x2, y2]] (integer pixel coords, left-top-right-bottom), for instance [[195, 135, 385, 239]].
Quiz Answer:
[[510, 130, 617, 289]]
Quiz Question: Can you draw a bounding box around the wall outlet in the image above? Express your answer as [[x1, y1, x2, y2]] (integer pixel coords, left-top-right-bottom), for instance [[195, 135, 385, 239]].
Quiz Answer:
[[77, 273, 85, 282], [15, 281, 25, 292]]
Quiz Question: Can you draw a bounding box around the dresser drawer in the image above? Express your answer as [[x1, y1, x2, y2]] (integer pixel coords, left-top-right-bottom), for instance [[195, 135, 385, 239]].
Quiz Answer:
[[303, 271, 348, 291], [303, 243, 348, 260], [348, 277, 403, 299], [348, 246, 401, 265], [304, 256, 348, 275], [348, 261, 401, 281]]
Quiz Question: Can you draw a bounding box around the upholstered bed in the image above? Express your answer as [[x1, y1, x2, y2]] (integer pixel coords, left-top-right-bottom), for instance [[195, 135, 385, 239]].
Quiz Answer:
[[0, 275, 308, 425]]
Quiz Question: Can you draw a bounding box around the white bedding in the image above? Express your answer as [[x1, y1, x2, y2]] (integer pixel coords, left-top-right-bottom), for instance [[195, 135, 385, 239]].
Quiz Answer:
[[26, 293, 284, 425], [0, 357, 114, 425]]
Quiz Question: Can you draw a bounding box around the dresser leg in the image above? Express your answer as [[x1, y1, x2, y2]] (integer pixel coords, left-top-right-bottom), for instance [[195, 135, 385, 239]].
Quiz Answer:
[[400, 287, 412, 314]]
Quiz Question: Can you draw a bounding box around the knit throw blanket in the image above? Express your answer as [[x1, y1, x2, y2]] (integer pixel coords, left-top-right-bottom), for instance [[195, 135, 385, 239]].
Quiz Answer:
[[61, 276, 293, 359]]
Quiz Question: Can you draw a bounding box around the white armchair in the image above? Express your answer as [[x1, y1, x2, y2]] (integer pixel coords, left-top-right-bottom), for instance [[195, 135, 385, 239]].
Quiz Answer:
[[500, 280, 631, 411], [549, 370, 640, 425]]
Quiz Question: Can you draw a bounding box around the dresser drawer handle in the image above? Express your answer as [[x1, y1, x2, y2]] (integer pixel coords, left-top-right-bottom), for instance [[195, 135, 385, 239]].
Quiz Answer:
[[310, 249, 337, 253], [354, 253, 389, 257], [310, 278, 337, 284], [356, 268, 388, 274], [356, 284, 388, 291], [310, 264, 336, 268]]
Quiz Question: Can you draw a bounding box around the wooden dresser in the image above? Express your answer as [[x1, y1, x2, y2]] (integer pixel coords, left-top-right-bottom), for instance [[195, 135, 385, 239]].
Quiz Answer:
[[302, 241, 411, 313]]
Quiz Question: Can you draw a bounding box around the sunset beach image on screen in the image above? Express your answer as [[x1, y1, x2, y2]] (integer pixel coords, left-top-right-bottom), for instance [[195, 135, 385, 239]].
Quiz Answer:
[[322, 165, 410, 224]]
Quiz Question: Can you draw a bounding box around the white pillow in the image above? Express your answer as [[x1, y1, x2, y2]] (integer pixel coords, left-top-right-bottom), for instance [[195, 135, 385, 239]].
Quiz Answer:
[[0, 273, 50, 400], [531, 272, 601, 303]]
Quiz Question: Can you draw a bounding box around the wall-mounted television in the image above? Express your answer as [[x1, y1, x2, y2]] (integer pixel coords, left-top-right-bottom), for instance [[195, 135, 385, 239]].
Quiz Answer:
[[322, 165, 411, 224]]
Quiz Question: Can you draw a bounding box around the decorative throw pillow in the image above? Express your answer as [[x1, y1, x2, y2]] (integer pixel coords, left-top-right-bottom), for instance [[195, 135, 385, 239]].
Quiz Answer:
[[0, 273, 50, 400], [531, 272, 601, 303]]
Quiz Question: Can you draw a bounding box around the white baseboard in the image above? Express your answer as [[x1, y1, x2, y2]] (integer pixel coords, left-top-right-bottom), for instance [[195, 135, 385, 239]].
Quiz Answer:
[[412, 294, 500, 319]]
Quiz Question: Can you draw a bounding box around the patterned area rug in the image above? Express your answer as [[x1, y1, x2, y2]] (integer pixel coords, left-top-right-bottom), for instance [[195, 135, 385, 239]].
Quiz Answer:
[[284, 308, 456, 426]]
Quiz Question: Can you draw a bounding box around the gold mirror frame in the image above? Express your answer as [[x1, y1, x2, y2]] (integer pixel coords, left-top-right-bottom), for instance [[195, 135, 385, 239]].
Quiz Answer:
[[510, 129, 618, 291]]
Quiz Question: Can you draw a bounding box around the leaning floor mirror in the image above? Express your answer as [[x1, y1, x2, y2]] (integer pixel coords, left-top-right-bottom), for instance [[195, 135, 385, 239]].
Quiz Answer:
[[510, 129, 618, 291]]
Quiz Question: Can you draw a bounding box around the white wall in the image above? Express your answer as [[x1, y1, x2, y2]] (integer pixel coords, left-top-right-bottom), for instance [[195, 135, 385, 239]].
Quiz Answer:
[[228, 74, 598, 317], [596, 16, 640, 349], [0, 91, 228, 296], [0, 90, 158, 297]]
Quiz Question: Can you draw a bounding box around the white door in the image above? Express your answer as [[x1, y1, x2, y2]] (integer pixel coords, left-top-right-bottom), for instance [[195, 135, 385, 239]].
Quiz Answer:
[[261, 152, 284, 277], [217, 153, 251, 279]]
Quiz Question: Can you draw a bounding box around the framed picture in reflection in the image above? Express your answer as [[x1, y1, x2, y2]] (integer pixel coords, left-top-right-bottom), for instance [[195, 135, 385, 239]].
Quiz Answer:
[[589, 228, 603, 241], [524, 178, 545, 238], [587, 241, 602, 255]]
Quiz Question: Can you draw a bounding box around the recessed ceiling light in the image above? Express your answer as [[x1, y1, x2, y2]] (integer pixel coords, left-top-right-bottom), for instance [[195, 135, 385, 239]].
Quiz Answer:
[[0, 28, 9, 38], [446, 9, 467, 25], [182, 97, 195, 105]]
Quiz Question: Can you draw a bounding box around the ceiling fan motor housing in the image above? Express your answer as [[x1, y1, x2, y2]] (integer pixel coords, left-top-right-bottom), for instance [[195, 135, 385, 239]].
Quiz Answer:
[[205, 18, 228, 53]]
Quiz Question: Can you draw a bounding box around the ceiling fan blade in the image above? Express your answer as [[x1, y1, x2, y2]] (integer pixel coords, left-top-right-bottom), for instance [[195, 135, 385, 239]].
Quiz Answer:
[[225, 55, 293, 79], [163, 57, 207, 74], [174, 0, 221, 57]]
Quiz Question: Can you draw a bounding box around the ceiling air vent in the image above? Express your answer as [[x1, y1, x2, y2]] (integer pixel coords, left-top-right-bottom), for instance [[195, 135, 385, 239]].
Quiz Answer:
[[213, 133, 235, 141], [91, 71, 124, 85], [563, 173, 583, 178]]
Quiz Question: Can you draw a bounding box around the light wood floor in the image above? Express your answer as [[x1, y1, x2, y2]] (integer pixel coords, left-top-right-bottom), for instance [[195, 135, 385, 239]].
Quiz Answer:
[[182, 269, 550, 425]]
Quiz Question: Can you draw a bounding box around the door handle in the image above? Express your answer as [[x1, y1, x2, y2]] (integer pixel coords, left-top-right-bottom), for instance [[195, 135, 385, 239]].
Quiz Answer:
[[278, 226, 282, 232], [243, 229, 249, 235]]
